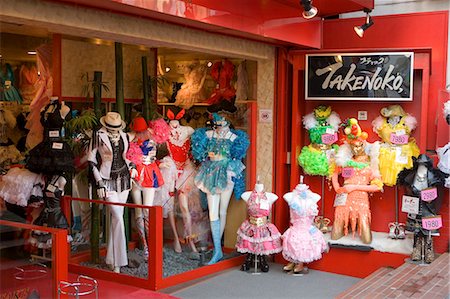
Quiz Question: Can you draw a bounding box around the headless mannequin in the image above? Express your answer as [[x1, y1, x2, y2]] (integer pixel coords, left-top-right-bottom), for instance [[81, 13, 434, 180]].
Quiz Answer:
[[240, 182, 278, 272], [167, 119, 198, 255], [129, 133, 157, 259]]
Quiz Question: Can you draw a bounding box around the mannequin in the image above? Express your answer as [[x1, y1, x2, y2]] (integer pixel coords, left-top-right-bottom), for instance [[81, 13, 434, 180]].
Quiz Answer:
[[235, 180, 281, 272], [298, 105, 341, 177], [127, 116, 164, 259], [372, 105, 419, 187], [206, 59, 237, 113], [174, 61, 207, 109], [88, 112, 135, 273], [192, 113, 249, 264], [397, 155, 445, 263], [282, 177, 328, 274], [164, 109, 199, 255], [331, 119, 383, 244], [437, 100, 450, 188]]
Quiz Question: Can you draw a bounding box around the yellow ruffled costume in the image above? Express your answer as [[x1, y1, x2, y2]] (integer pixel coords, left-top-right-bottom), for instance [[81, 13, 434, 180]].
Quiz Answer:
[[373, 106, 420, 187]]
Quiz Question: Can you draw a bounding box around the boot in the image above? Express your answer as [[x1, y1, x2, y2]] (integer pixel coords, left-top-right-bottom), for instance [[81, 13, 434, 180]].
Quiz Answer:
[[424, 236, 434, 264], [240, 254, 253, 271], [411, 233, 422, 261], [72, 216, 81, 232], [259, 255, 269, 272], [207, 220, 223, 265]]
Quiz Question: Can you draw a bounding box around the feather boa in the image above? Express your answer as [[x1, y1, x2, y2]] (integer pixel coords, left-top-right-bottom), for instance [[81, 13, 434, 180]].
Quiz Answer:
[[444, 100, 450, 117], [302, 112, 318, 130], [126, 141, 143, 166], [335, 143, 353, 167], [367, 141, 381, 178], [230, 129, 250, 160], [327, 112, 341, 131], [149, 118, 170, 144], [372, 116, 384, 133], [404, 114, 417, 131], [191, 128, 208, 162]]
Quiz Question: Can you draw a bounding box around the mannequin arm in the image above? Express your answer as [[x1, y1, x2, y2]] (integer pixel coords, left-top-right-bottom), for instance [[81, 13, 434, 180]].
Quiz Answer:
[[241, 191, 251, 202], [332, 172, 341, 192]]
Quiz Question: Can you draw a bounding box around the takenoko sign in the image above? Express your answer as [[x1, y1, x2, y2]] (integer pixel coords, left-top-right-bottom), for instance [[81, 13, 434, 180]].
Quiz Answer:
[[305, 52, 413, 101]]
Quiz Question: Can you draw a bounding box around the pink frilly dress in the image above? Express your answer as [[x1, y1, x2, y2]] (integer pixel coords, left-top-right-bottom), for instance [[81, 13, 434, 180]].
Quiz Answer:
[[235, 191, 282, 255], [282, 185, 328, 263]]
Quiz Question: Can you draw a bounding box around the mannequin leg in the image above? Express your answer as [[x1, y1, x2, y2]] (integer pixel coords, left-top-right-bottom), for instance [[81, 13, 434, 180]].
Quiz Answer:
[[259, 255, 269, 272], [131, 185, 147, 256], [141, 188, 156, 258], [106, 190, 130, 272], [411, 232, 422, 261], [424, 235, 434, 263], [71, 200, 82, 232], [207, 193, 222, 264], [218, 185, 234, 238], [241, 254, 253, 271], [359, 217, 372, 244], [179, 192, 198, 254], [331, 218, 345, 240], [168, 209, 182, 253]]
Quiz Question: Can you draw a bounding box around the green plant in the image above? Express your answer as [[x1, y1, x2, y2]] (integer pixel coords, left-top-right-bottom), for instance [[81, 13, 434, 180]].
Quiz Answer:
[[81, 72, 110, 101]]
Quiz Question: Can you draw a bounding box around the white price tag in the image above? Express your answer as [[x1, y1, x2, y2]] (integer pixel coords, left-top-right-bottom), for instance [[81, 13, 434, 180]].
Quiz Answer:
[[52, 142, 63, 150], [49, 130, 60, 138], [396, 129, 406, 136], [46, 184, 57, 193], [402, 195, 419, 214], [334, 193, 347, 207], [395, 148, 408, 164], [326, 128, 335, 134], [260, 200, 270, 211]]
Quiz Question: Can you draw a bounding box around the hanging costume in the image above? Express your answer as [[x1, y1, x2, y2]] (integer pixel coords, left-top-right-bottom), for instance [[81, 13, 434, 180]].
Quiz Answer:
[[0, 63, 23, 103], [206, 59, 237, 113], [282, 184, 328, 264], [174, 63, 207, 109], [437, 100, 450, 188], [372, 105, 420, 187], [298, 106, 341, 177]]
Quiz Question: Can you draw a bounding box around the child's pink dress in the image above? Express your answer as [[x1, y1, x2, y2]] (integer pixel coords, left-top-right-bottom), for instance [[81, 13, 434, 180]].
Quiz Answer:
[[235, 191, 282, 255], [282, 185, 328, 263]]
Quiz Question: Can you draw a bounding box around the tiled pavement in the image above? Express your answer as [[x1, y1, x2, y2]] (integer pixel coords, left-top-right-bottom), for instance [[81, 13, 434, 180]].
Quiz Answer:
[[337, 253, 449, 298]]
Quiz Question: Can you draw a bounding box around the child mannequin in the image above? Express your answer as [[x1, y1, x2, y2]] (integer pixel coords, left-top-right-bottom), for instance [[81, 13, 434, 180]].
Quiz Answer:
[[236, 180, 281, 272], [282, 177, 328, 274]]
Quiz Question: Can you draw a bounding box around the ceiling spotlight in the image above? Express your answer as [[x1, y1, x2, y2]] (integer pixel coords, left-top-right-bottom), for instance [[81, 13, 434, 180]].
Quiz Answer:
[[27, 51, 37, 55], [207, 61, 213, 67], [300, 0, 318, 19], [354, 9, 374, 38], [165, 67, 171, 73]]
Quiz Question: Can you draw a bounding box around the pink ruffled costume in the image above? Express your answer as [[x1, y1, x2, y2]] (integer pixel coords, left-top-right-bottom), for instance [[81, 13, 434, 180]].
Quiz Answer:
[[282, 185, 328, 263], [235, 191, 282, 255]]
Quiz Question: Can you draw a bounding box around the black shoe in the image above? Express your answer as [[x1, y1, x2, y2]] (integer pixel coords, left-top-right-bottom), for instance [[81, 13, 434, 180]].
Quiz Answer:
[[240, 254, 253, 271], [259, 255, 269, 272]]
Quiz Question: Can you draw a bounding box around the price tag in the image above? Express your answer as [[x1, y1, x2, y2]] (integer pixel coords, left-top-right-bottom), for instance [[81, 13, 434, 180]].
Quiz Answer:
[[321, 133, 338, 145], [325, 128, 335, 134], [421, 188, 437, 202], [260, 200, 270, 211], [395, 148, 408, 164], [46, 184, 57, 193], [49, 130, 60, 138], [390, 133, 408, 145], [396, 129, 406, 136], [334, 193, 347, 207], [422, 216, 442, 230], [401, 195, 419, 214], [342, 167, 355, 178], [52, 142, 63, 150]]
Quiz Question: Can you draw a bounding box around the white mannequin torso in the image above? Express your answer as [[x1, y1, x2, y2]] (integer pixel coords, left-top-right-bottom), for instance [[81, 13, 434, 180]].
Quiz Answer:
[[169, 120, 194, 146], [241, 183, 278, 204]]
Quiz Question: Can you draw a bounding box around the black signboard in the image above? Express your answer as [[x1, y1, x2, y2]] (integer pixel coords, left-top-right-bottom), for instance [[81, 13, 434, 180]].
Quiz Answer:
[[306, 52, 413, 101]]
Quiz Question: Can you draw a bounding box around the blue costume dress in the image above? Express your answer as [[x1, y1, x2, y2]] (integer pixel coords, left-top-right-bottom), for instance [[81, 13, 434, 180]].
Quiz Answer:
[[191, 127, 249, 199]]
